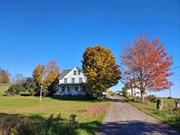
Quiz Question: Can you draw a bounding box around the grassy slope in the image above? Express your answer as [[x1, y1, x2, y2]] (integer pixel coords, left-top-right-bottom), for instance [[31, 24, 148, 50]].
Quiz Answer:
[[0, 84, 111, 135], [130, 98, 180, 130]]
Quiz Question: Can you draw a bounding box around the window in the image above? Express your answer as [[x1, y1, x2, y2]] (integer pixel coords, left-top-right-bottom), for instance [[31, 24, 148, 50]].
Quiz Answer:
[[73, 70, 76, 75], [62, 87, 65, 91], [79, 78, 82, 83], [71, 78, 75, 83], [67, 86, 70, 91], [64, 78, 67, 83], [78, 70, 81, 75], [75, 86, 79, 91]]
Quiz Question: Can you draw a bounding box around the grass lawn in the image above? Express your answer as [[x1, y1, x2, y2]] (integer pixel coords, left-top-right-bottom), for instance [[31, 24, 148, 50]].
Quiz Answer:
[[0, 84, 111, 135], [130, 98, 180, 130]]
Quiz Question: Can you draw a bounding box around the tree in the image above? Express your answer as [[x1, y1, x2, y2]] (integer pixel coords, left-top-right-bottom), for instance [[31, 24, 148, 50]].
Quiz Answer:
[[121, 36, 173, 102], [13, 73, 26, 84], [33, 60, 60, 102], [82, 45, 121, 97], [6, 77, 37, 96], [0, 68, 10, 83]]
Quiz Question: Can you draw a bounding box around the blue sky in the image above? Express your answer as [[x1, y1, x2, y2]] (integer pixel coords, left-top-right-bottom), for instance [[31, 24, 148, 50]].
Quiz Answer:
[[0, 0, 179, 97]]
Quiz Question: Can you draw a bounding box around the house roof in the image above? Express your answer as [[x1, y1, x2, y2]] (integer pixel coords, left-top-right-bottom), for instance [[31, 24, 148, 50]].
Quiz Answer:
[[59, 69, 72, 80], [59, 67, 83, 80]]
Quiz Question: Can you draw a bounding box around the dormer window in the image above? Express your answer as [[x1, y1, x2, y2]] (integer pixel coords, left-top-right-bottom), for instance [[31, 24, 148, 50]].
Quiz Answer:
[[78, 70, 81, 75], [73, 70, 76, 75], [64, 78, 67, 83]]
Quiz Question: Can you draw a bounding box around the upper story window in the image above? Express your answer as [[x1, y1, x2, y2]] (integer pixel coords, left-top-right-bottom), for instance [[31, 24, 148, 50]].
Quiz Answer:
[[64, 78, 67, 83], [71, 78, 75, 83], [79, 78, 82, 83], [78, 70, 81, 75], [73, 70, 76, 75]]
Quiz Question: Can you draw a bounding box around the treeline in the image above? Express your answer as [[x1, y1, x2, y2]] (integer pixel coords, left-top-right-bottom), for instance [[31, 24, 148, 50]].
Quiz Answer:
[[4, 60, 60, 97]]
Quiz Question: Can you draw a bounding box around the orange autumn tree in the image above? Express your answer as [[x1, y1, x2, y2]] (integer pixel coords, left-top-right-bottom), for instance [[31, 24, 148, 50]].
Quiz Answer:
[[121, 36, 173, 102], [0, 68, 10, 83], [33, 60, 60, 102], [82, 45, 121, 97]]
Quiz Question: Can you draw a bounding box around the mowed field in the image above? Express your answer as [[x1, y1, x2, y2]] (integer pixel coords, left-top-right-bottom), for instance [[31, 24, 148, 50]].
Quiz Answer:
[[0, 84, 111, 134]]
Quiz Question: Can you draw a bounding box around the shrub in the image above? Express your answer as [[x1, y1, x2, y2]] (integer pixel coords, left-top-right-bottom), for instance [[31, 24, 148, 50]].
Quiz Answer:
[[167, 96, 172, 99], [5, 77, 37, 96], [147, 95, 157, 102], [97, 97, 105, 101], [122, 87, 128, 97], [5, 84, 21, 95]]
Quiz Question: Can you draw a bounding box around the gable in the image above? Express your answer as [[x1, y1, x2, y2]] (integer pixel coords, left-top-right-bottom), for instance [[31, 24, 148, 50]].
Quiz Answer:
[[59, 67, 85, 80], [59, 69, 72, 80], [59, 67, 86, 83]]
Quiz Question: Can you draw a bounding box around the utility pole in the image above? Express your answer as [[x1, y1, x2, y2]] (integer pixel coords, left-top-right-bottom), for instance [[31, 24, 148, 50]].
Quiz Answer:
[[169, 88, 171, 98]]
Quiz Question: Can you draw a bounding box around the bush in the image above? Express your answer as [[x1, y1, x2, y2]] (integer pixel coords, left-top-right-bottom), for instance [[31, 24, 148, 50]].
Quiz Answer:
[[5, 84, 22, 95], [5, 77, 37, 96], [122, 87, 128, 97], [97, 96, 106, 101], [146, 95, 157, 102]]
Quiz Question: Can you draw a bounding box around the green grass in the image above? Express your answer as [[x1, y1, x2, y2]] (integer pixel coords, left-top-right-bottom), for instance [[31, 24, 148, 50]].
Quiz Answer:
[[0, 84, 111, 135], [130, 98, 180, 130]]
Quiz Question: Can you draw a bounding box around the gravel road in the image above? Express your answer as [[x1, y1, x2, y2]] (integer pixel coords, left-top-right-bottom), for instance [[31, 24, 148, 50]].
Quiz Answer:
[[96, 97, 180, 135]]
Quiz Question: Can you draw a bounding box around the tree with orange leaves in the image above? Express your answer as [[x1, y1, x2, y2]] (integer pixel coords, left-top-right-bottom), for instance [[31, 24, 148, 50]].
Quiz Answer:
[[82, 45, 121, 97], [33, 60, 60, 102], [0, 68, 10, 83], [121, 36, 173, 102]]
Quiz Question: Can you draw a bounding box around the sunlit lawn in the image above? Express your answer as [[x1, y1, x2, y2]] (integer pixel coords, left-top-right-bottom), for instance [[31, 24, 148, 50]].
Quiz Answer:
[[0, 96, 110, 122], [0, 84, 111, 134]]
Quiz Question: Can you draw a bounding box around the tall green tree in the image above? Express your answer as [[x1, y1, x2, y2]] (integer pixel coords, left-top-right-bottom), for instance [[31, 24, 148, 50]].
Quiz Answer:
[[82, 45, 121, 96], [33, 60, 60, 102]]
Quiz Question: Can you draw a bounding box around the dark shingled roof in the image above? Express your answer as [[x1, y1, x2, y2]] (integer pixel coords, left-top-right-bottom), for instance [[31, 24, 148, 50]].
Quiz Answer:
[[59, 69, 72, 80]]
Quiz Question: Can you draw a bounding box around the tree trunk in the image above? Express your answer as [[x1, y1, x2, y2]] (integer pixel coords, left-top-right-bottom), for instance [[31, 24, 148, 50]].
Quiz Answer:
[[40, 84, 43, 103], [131, 88, 134, 97], [140, 91, 144, 103]]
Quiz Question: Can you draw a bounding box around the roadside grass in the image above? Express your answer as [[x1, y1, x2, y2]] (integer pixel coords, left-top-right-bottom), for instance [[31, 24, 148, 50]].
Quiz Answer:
[[129, 98, 180, 130], [0, 84, 111, 135]]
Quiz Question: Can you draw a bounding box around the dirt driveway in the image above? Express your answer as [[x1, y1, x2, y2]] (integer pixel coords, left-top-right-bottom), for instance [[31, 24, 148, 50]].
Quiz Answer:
[[96, 97, 180, 135]]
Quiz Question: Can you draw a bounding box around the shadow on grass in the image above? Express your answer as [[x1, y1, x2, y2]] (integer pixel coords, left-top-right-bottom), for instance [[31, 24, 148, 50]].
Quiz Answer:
[[49, 96, 112, 103], [0, 113, 101, 135]]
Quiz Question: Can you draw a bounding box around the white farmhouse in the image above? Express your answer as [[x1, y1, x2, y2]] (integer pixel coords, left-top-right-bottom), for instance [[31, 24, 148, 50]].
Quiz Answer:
[[56, 67, 87, 96], [127, 88, 141, 97]]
